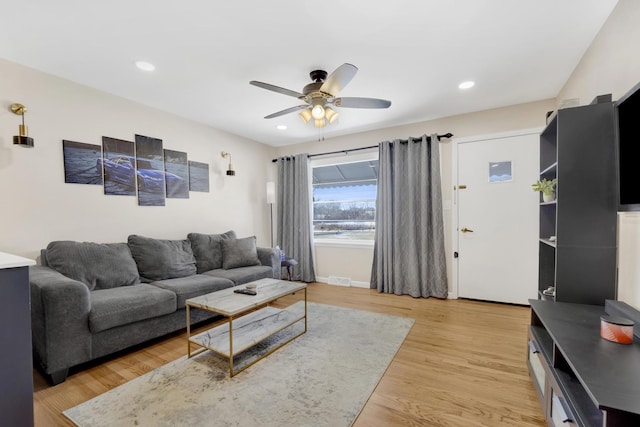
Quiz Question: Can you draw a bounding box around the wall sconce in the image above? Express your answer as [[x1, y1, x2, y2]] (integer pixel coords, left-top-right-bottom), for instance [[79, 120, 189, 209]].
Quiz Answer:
[[10, 103, 34, 147], [221, 151, 235, 176]]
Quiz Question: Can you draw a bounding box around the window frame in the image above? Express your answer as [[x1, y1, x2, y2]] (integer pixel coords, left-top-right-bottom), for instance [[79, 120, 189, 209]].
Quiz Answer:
[[310, 151, 379, 246]]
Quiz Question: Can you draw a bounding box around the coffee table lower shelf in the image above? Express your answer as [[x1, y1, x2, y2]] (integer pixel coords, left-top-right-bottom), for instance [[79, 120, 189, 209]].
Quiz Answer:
[[188, 303, 306, 377]]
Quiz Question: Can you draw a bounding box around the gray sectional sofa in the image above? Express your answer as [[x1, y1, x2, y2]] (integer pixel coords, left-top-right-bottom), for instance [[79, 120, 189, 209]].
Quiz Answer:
[[29, 230, 280, 385]]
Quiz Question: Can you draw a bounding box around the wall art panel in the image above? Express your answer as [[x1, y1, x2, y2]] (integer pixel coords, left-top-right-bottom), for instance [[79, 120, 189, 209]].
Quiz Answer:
[[163, 149, 189, 199], [101, 137, 135, 196], [188, 160, 210, 192], [134, 134, 165, 206], [62, 140, 103, 185]]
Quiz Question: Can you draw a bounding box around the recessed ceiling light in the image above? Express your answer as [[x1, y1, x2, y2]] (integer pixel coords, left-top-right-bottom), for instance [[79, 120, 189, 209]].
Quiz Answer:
[[276, 125, 287, 130], [135, 61, 155, 72], [459, 81, 475, 89]]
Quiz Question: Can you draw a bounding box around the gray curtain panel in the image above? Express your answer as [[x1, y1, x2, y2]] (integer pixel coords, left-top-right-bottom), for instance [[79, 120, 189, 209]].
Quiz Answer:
[[371, 134, 448, 298], [276, 153, 316, 282]]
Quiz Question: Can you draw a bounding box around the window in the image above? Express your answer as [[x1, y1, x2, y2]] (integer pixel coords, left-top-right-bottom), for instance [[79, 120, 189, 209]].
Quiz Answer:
[[312, 157, 378, 241]]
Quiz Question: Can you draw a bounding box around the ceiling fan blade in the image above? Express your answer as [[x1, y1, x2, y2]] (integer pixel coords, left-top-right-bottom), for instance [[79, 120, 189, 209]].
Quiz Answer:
[[320, 63, 358, 95], [250, 81, 305, 99], [334, 97, 392, 109], [264, 105, 308, 119]]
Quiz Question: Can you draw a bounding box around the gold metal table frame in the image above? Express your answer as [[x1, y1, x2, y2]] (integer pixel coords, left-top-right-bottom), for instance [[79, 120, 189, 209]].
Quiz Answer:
[[186, 282, 307, 377]]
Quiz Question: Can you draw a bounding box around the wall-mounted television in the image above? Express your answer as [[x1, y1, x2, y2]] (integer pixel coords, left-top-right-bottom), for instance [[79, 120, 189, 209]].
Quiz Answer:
[[616, 81, 640, 211]]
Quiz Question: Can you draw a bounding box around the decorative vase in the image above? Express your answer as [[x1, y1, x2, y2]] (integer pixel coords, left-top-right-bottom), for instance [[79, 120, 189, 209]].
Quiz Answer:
[[543, 192, 555, 203]]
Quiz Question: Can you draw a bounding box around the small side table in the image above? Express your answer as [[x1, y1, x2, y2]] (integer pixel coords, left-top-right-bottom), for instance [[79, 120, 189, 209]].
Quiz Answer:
[[281, 258, 298, 281]]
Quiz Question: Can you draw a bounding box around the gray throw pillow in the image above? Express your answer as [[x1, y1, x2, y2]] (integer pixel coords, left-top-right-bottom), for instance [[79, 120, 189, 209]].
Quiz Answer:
[[222, 236, 261, 269], [127, 235, 197, 281], [187, 230, 236, 273], [46, 241, 140, 290]]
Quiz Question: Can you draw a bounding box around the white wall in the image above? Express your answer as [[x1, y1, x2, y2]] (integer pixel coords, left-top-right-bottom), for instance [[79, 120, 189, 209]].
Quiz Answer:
[[275, 0, 640, 302], [7, 0, 634, 298], [557, 0, 640, 104], [0, 59, 276, 260], [557, 0, 640, 309], [276, 99, 555, 292]]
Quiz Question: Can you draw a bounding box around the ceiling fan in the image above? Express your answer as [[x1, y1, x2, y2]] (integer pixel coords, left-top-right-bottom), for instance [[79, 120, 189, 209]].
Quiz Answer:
[[250, 63, 391, 128]]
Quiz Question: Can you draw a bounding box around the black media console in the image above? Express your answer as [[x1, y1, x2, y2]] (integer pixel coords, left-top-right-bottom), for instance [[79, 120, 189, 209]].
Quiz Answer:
[[528, 299, 640, 426]]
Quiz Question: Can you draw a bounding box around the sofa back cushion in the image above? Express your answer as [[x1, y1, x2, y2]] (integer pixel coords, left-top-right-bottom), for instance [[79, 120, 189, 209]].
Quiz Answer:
[[187, 230, 236, 273], [46, 241, 140, 290], [127, 235, 197, 281], [222, 236, 261, 269]]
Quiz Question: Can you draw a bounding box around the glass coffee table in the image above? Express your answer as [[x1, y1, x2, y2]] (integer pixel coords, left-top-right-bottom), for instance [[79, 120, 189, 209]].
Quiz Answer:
[[185, 278, 307, 377]]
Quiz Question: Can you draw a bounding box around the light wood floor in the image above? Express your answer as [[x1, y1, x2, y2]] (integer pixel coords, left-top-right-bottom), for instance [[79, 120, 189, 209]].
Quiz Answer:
[[33, 283, 545, 426]]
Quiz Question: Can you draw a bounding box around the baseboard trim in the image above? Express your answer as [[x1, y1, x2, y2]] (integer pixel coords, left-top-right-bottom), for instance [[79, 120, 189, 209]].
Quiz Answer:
[[316, 276, 370, 289], [316, 277, 454, 294]]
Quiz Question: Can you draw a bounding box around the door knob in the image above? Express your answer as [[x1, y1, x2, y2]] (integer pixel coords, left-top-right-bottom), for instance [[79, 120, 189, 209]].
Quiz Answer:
[[461, 227, 474, 233]]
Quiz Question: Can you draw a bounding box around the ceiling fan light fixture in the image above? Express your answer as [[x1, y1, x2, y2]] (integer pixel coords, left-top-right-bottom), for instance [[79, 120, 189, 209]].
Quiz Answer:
[[311, 104, 325, 120], [299, 109, 312, 124], [325, 107, 338, 124], [250, 63, 392, 131]]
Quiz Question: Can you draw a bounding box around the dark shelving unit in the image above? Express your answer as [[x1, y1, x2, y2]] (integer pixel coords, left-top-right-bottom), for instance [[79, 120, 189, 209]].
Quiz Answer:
[[527, 300, 640, 426], [537, 97, 617, 305]]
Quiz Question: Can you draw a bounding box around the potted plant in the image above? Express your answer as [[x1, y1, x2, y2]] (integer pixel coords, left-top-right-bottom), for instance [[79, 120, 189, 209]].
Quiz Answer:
[[532, 178, 557, 202]]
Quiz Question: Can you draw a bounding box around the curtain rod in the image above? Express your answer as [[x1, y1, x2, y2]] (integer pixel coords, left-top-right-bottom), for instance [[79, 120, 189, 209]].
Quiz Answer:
[[271, 132, 453, 162]]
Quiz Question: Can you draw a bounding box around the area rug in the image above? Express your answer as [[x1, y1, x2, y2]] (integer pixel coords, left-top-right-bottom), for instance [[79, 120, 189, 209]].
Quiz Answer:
[[64, 302, 414, 427]]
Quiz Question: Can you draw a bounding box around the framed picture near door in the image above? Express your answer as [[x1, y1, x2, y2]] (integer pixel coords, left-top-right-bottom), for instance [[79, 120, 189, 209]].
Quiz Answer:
[[488, 161, 512, 183]]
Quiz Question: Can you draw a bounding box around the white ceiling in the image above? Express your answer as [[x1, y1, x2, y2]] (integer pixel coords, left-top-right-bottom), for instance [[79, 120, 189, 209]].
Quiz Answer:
[[0, 0, 618, 147]]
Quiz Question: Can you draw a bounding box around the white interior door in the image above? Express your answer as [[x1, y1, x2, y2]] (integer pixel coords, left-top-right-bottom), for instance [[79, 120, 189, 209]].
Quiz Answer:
[[455, 131, 539, 304]]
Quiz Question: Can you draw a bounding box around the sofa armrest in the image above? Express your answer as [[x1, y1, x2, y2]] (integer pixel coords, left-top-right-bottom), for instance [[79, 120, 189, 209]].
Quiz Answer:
[[257, 247, 281, 279], [29, 265, 92, 375]]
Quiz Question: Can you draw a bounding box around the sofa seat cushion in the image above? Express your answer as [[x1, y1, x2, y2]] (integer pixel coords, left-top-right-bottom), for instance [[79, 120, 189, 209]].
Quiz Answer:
[[203, 265, 274, 285], [46, 241, 140, 290], [151, 275, 235, 308], [187, 230, 236, 273], [127, 235, 197, 281], [89, 284, 177, 333]]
